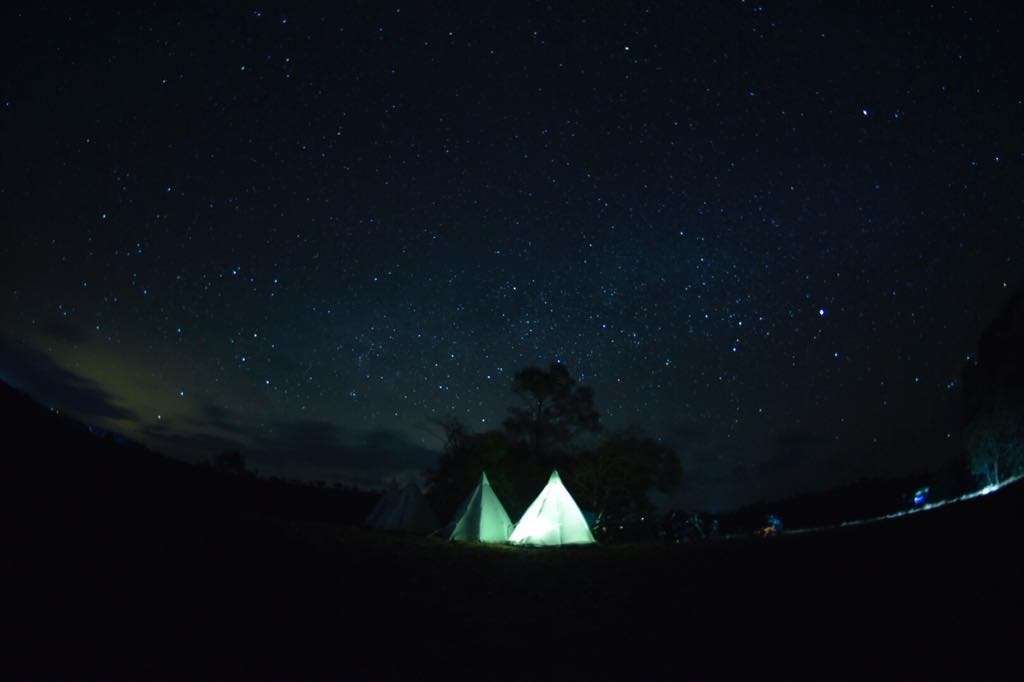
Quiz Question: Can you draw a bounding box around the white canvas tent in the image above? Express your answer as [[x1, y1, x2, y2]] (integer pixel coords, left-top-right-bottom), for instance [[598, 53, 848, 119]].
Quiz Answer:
[[509, 470, 596, 545], [448, 472, 514, 543], [365, 482, 439, 533]]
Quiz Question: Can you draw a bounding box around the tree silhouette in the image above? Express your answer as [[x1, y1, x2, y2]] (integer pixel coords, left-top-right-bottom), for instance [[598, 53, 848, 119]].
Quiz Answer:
[[962, 288, 1024, 486], [963, 290, 1024, 422], [502, 362, 601, 458], [570, 427, 682, 518], [425, 418, 544, 520], [427, 364, 682, 523], [966, 398, 1024, 486]]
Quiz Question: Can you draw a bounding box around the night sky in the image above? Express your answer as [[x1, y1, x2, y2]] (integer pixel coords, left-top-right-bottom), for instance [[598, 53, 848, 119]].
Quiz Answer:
[[2, 2, 1021, 509]]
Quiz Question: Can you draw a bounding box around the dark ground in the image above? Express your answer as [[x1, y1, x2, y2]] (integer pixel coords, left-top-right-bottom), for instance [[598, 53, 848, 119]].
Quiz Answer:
[[4, 380, 1022, 681]]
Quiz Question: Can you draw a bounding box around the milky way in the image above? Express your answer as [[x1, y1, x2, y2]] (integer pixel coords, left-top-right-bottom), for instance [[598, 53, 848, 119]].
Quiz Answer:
[[2, 3, 1021, 507]]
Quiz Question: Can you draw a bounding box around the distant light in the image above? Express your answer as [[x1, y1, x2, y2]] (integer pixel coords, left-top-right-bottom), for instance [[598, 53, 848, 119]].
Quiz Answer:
[[818, 308, 826, 317]]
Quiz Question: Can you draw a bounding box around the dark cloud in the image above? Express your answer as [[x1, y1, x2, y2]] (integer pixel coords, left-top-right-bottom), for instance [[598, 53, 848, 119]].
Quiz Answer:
[[248, 419, 439, 483], [757, 431, 832, 477], [261, 418, 345, 452], [0, 335, 136, 422], [38, 319, 92, 345], [664, 422, 735, 487], [192, 402, 248, 437], [137, 409, 439, 486], [139, 422, 243, 460], [359, 427, 440, 470]]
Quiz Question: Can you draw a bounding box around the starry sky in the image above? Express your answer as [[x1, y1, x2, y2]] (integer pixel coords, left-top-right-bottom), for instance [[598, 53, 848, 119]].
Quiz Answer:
[[1, 2, 1021, 509]]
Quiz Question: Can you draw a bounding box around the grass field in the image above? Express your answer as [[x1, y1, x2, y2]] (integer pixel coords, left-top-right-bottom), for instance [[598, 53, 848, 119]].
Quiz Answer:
[[10, 480, 1023, 680]]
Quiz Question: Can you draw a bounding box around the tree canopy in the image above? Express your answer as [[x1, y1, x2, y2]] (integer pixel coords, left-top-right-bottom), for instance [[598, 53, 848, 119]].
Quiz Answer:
[[502, 362, 602, 457], [570, 427, 683, 517], [425, 421, 546, 520], [962, 289, 1024, 486], [427, 363, 681, 522]]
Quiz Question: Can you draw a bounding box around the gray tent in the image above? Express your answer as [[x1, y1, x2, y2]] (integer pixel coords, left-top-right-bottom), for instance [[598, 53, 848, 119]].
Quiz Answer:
[[365, 482, 439, 533]]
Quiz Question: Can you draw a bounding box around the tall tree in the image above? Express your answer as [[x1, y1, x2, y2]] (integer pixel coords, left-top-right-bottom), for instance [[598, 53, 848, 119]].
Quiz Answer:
[[502, 362, 602, 458], [570, 428, 682, 518], [966, 398, 1024, 487], [963, 290, 1024, 423], [962, 289, 1024, 486]]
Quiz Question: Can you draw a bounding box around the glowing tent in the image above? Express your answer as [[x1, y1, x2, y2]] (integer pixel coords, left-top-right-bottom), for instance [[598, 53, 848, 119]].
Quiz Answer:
[[365, 482, 439, 534], [448, 472, 514, 543], [509, 470, 596, 545]]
